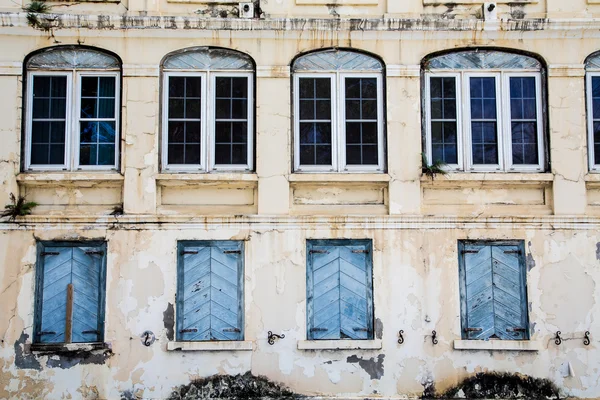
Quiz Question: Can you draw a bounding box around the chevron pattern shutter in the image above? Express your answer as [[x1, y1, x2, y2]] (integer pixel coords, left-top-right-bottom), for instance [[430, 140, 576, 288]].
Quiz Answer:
[[177, 241, 244, 341], [35, 243, 106, 344], [459, 242, 529, 340], [307, 240, 373, 340]]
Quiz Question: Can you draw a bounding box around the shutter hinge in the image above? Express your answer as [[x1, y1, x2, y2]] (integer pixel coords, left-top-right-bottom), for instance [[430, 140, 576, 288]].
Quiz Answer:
[[353, 327, 369, 332], [180, 328, 198, 333], [181, 250, 198, 255], [223, 250, 241, 254], [464, 327, 483, 332], [222, 328, 241, 332], [41, 252, 60, 256], [310, 328, 328, 332], [461, 250, 479, 254], [503, 250, 521, 254], [82, 330, 100, 334], [352, 250, 369, 254], [506, 327, 526, 332], [85, 250, 104, 255], [309, 250, 329, 254], [39, 331, 57, 335]]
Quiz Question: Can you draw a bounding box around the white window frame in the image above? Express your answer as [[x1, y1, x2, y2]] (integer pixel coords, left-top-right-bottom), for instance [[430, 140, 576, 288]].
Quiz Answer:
[[161, 70, 254, 173], [425, 70, 545, 173], [587, 72, 600, 172], [293, 71, 385, 173], [25, 71, 120, 172]]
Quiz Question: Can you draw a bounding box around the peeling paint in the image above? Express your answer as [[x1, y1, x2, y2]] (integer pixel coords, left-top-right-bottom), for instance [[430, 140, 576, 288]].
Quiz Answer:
[[346, 354, 385, 380], [375, 317, 383, 339]]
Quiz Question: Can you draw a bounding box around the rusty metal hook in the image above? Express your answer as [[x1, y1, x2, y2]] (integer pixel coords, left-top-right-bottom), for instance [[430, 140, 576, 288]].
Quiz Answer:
[[268, 331, 285, 345], [398, 330, 404, 345]]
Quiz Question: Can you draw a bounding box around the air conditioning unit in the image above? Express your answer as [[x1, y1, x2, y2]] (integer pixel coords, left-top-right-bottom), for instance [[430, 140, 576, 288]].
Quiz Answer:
[[483, 2, 497, 20], [239, 2, 254, 18]]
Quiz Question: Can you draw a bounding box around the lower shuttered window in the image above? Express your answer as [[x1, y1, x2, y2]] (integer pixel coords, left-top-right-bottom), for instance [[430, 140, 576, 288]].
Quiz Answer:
[[177, 241, 244, 341], [458, 241, 529, 340], [34, 242, 107, 344], [306, 239, 374, 340]]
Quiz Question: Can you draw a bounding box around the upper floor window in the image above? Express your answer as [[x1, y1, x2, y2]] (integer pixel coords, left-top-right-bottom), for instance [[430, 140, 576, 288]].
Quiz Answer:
[[586, 52, 600, 171], [24, 46, 121, 171], [161, 47, 254, 172], [292, 49, 385, 173], [424, 50, 546, 173]]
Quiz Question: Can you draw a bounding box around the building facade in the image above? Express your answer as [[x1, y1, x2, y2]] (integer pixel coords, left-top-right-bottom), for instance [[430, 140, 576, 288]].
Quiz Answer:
[[1, 0, 600, 398]]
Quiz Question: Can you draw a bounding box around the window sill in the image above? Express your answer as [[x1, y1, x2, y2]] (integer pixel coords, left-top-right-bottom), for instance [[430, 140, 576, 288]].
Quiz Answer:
[[17, 172, 124, 186], [453, 340, 541, 351], [585, 173, 600, 182], [167, 341, 253, 351], [297, 339, 382, 350], [289, 173, 391, 183], [421, 172, 553, 183], [30, 342, 110, 353], [156, 173, 258, 186]]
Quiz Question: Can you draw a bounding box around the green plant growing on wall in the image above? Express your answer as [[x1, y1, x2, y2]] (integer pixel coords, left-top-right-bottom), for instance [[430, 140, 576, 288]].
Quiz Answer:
[[1, 193, 38, 221], [23, 1, 56, 38], [422, 152, 448, 180]]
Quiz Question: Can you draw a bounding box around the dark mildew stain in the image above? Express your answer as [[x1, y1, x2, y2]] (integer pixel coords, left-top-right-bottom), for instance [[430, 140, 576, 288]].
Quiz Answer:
[[596, 243, 600, 261], [14, 332, 41, 370], [375, 318, 383, 339], [347, 354, 385, 380], [164, 302, 175, 341]]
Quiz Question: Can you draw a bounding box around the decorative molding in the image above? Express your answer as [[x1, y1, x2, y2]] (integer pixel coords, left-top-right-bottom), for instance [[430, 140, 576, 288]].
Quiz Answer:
[[256, 66, 290, 78], [122, 64, 160, 77], [387, 65, 420, 77], [548, 64, 586, 77], [0, 62, 22, 76], [4, 215, 600, 231]]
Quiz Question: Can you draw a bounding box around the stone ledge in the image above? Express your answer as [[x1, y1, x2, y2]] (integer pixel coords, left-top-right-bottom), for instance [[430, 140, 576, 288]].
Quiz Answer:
[[167, 341, 253, 351], [289, 173, 391, 183], [454, 340, 542, 351], [298, 339, 382, 350]]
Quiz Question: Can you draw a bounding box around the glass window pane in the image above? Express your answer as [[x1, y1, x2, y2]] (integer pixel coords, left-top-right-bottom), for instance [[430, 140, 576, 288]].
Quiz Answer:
[[169, 77, 185, 97], [214, 77, 249, 166], [167, 76, 203, 166], [509, 77, 539, 166], [30, 75, 67, 166], [168, 144, 184, 164], [429, 77, 458, 165], [470, 77, 498, 165], [343, 78, 379, 166]]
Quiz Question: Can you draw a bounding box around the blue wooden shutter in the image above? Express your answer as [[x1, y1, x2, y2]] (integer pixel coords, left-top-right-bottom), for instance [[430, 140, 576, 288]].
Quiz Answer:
[[460, 242, 528, 340], [177, 241, 243, 341], [307, 240, 373, 340], [35, 243, 106, 344]]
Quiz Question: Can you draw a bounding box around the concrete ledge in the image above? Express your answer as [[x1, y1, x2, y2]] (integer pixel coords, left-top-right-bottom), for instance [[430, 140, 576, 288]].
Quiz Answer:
[[167, 341, 253, 351], [298, 339, 382, 350], [454, 340, 542, 351]]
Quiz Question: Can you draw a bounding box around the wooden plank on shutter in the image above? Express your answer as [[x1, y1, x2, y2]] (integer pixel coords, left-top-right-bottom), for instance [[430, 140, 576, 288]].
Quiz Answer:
[[64, 283, 74, 343], [177, 242, 243, 342], [71, 246, 104, 343], [462, 244, 494, 340], [38, 247, 72, 343], [491, 245, 527, 339]]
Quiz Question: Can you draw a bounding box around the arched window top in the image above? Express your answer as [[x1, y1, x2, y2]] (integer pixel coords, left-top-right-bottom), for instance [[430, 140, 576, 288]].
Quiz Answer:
[[162, 47, 253, 71], [293, 49, 383, 72], [27, 46, 120, 70], [586, 52, 600, 70], [426, 50, 542, 70]]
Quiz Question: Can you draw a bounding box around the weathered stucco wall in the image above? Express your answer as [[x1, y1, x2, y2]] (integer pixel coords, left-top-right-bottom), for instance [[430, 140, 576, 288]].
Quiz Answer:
[[1, 220, 600, 399], [2, 0, 600, 398]]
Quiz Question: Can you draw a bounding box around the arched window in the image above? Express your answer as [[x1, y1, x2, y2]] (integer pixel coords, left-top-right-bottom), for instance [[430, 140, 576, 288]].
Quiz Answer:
[[24, 46, 121, 171], [586, 52, 600, 171], [161, 47, 254, 172], [423, 49, 546, 173], [292, 49, 385, 173]]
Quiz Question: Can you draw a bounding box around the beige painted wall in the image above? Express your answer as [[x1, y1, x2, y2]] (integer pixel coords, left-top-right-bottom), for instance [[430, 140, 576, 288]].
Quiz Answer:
[[2, 0, 600, 398]]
